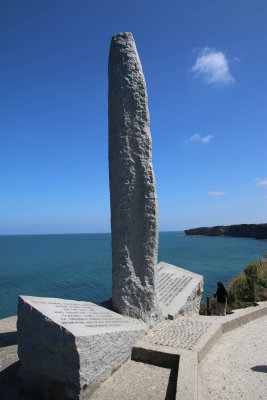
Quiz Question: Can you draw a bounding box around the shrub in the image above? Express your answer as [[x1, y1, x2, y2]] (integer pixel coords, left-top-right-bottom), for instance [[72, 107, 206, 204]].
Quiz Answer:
[[227, 273, 252, 303], [244, 262, 260, 278], [227, 257, 267, 310], [258, 276, 267, 288], [201, 256, 267, 315]]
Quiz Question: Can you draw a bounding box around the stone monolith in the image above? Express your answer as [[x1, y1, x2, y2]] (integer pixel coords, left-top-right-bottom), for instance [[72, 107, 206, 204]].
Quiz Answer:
[[108, 32, 160, 325]]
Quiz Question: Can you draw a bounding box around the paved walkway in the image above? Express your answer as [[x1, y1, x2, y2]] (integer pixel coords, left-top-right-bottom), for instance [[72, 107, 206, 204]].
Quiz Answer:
[[140, 316, 213, 350], [0, 314, 267, 399], [199, 315, 267, 400]]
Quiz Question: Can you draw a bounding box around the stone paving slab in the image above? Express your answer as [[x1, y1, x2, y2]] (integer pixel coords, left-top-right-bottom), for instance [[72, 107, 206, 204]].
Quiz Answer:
[[137, 302, 267, 356], [139, 317, 216, 351], [90, 360, 176, 400]]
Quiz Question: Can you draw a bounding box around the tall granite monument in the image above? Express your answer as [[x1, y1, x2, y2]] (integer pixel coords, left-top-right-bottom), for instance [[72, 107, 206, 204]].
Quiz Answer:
[[16, 32, 204, 400], [108, 32, 160, 325]]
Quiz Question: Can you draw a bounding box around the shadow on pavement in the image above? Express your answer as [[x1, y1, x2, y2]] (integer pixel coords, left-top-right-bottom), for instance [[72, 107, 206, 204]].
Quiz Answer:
[[251, 365, 267, 373], [165, 366, 178, 400], [0, 331, 17, 348], [0, 361, 41, 400]]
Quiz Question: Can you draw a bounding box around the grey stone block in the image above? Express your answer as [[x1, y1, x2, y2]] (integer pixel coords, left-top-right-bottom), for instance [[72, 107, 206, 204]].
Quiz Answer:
[[157, 262, 203, 318], [17, 296, 145, 400], [108, 32, 160, 325]]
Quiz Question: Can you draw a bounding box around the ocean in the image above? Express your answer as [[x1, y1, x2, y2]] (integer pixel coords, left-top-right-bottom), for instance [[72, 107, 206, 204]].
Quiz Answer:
[[1, 231, 266, 319]]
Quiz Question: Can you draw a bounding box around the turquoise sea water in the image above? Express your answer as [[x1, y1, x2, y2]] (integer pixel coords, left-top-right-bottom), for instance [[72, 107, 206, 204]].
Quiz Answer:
[[1, 232, 267, 319]]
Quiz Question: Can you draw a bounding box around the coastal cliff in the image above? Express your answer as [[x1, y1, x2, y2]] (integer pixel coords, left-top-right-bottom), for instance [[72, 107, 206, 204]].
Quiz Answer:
[[184, 224, 267, 240]]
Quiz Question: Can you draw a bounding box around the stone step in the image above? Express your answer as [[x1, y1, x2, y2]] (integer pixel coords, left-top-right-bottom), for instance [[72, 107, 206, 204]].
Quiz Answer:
[[90, 359, 177, 400]]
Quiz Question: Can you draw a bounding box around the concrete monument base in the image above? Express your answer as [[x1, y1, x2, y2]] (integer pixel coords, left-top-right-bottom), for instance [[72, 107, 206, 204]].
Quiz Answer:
[[156, 262, 203, 319], [17, 296, 145, 400]]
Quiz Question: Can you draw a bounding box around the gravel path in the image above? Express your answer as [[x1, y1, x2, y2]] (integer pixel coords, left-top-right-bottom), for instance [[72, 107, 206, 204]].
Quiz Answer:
[[199, 315, 267, 400]]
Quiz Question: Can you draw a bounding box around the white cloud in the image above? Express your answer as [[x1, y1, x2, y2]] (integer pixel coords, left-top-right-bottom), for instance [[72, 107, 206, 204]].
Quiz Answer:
[[201, 135, 213, 143], [191, 47, 235, 85], [208, 191, 227, 196], [255, 178, 267, 186], [185, 133, 213, 144]]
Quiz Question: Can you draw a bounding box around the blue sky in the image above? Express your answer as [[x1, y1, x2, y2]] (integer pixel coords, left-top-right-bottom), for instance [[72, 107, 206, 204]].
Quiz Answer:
[[1, 0, 266, 234]]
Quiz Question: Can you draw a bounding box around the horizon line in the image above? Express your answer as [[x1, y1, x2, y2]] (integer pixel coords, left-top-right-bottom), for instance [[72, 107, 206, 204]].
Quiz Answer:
[[0, 230, 186, 237]]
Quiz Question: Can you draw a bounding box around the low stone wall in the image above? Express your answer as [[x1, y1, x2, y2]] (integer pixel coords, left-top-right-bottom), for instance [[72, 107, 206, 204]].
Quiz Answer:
[[178, 302, 267, 400], [133, 301, 267, 400]]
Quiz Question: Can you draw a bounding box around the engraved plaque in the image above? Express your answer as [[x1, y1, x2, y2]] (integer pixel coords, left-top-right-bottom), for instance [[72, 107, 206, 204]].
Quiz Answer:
[[24, 296, 143, 336], [156, 262, 203, 318]]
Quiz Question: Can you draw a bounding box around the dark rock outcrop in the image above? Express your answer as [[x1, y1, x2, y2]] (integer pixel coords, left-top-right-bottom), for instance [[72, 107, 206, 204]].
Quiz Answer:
[[184, 224, 267, 240]]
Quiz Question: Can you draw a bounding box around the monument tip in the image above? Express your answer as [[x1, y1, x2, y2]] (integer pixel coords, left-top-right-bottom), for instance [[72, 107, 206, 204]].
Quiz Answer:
[[111, 32, 133, 41]]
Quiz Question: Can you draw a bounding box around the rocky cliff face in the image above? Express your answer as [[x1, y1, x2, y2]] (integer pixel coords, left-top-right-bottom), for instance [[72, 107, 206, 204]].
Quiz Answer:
[[184, 224, 267, 240]]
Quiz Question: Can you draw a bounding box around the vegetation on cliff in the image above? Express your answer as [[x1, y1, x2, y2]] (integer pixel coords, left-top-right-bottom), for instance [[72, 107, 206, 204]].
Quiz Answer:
[[200, 254, 267, 315], [185, 223, 267, 240]]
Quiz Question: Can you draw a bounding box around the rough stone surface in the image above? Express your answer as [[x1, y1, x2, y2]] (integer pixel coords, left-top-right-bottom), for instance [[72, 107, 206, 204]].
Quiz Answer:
[[141, 317, 211, 350], [17, 296, 145, 400], [108, 32, 159, 325], [156, 262, 203, 318]]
